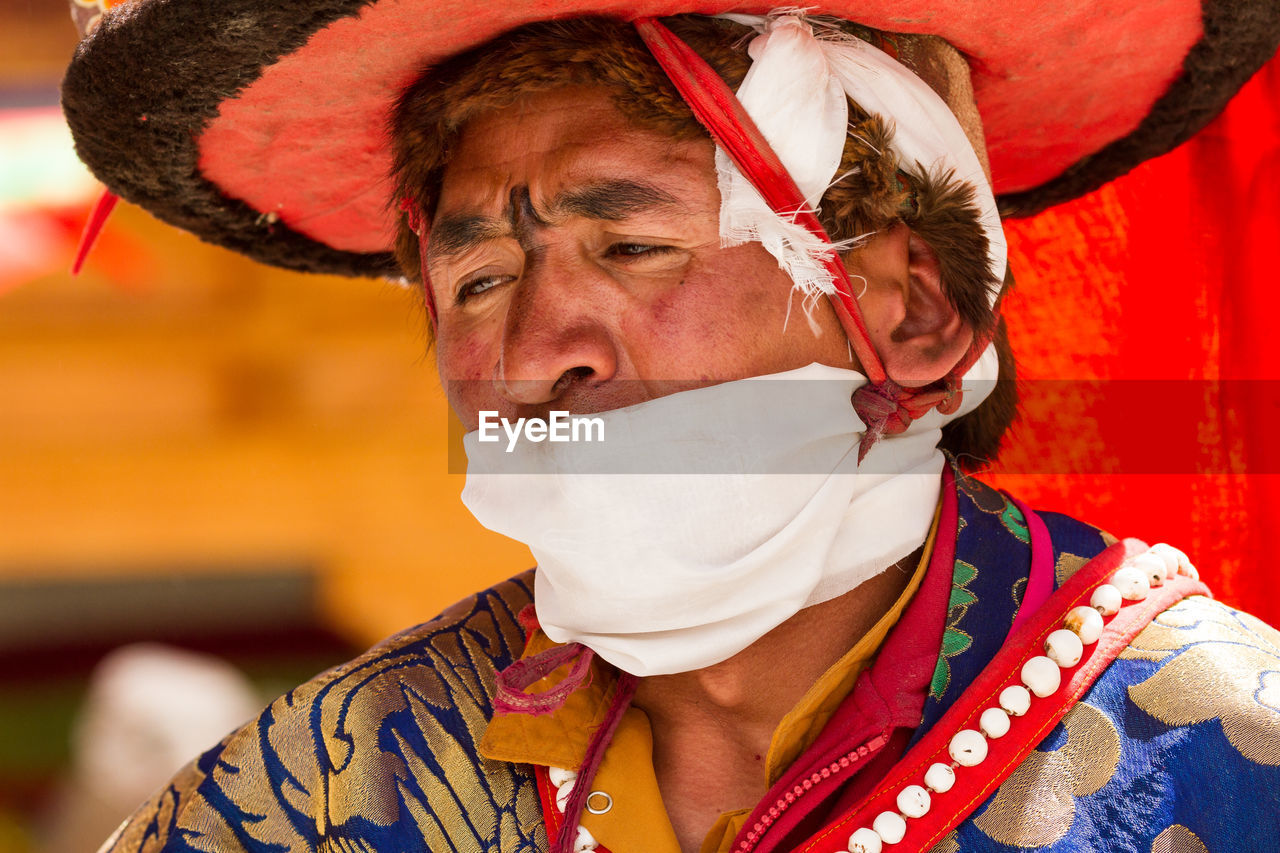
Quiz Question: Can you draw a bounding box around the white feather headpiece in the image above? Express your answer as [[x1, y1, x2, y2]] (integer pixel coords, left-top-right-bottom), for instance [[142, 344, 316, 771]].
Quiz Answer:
[[714, 13, 1007, 306]]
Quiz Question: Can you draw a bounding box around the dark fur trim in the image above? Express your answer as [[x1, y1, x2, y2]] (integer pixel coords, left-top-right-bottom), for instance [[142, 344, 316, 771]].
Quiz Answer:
[[900, 167, 1000, 337], [61, 0, 399, 279], [820, 113, 910, 246], [1000, 0, 1280, 217]]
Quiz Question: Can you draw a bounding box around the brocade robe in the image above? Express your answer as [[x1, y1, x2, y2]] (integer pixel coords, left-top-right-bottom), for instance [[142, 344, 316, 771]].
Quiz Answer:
[[101, 473, 1280, 852]]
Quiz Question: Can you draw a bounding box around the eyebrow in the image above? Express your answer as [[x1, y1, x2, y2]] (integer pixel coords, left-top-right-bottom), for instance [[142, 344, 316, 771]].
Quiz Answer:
[[552, 179, 683, 221], [427, 179, 686, 262], [428, 214, 511, 259]]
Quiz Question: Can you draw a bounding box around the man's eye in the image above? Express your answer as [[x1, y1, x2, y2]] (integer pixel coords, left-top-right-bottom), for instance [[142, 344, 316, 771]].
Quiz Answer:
[[456, 275, 509, 303], [607, 243, 675, 258]]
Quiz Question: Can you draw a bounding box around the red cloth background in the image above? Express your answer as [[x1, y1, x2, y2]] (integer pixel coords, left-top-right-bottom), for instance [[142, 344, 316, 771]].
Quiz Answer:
[[987, 54, 1280, 625]]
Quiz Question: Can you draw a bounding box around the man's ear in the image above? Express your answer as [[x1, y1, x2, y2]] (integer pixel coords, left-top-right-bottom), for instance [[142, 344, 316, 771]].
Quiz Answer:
[[846, 222, 973, 388]]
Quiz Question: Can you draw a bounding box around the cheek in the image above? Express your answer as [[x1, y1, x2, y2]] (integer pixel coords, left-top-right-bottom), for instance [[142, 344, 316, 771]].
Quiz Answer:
[[642, 270, 755, 337], [696, 251, 798, 339], [436, 331, 490, 379], [720, 248, 852, 358], [436, 328, 499, 427], [627, 252, 800, 377]]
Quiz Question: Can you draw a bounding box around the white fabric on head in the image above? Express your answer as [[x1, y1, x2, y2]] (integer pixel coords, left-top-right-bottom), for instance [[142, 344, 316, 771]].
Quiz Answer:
[[715, 13, 1007, 303]]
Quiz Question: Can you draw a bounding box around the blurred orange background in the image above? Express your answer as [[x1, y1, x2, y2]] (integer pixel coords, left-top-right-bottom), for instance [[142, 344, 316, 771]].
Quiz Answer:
[[1, 194, 535, 643]]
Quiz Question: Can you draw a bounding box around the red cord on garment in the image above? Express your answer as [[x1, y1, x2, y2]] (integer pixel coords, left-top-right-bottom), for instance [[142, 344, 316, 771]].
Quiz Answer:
[[493, 641, 597, 716], [493, 606, 639, 853], [552, 671, 638, 853]]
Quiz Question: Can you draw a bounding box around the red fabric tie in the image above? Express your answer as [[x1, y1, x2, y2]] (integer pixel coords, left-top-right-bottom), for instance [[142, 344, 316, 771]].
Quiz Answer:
[[851, 379, 962, 459]]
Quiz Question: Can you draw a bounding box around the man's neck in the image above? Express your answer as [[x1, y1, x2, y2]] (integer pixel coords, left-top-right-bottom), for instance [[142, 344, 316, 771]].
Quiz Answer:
[[631, 549, 921, 852]]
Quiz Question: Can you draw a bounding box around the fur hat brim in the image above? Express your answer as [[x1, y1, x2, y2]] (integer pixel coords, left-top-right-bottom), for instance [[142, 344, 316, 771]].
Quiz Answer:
[[61, 0, 1280, 279]]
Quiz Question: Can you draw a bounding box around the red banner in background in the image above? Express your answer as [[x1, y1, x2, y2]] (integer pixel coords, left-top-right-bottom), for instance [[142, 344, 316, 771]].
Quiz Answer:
[[989, 53, 1280, 624]]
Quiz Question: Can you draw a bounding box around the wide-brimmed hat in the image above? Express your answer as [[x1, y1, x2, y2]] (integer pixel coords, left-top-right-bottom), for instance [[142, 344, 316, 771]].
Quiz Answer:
[[62, 0, 1280, 279]]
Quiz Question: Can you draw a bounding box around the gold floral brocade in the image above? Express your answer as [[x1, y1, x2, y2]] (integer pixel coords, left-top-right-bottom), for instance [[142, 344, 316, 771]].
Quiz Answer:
[[100, 573, 547, 853], [1123, 596, 1280, 766], [1151, 824, 1210, 853], [963, 595, 1280, 850], [972, 703, 1120, 847]]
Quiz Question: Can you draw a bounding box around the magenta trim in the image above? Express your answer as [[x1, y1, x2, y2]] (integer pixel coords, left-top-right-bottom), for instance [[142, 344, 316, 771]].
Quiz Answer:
[[549, 671, 638, 853], [493, 642, 595, 716], [1008, 497, 1054, 635]]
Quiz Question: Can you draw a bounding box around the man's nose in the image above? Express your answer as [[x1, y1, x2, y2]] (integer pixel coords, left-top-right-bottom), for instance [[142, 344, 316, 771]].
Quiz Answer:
[[496, 263, 620, 406]]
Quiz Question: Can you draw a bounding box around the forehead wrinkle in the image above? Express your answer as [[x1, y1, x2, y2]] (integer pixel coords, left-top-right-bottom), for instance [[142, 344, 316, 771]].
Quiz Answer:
[[509, 185, 544, 250], [428, 178, 691, 264]]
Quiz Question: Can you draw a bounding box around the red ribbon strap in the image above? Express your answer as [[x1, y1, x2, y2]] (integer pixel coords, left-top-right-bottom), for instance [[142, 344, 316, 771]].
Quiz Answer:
[[399, 196, 439, 327]]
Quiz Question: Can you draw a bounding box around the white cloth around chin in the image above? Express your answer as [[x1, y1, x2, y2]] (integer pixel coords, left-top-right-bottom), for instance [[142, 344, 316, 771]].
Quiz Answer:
[[462, 354, 996, 676]]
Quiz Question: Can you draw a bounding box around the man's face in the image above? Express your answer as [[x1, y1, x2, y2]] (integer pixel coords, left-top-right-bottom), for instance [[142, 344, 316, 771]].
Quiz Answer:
[[425, 86, 853, 429]]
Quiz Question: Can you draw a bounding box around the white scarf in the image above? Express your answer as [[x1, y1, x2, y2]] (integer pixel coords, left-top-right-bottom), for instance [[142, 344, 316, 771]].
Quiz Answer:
[[462, 358, 995, 676]]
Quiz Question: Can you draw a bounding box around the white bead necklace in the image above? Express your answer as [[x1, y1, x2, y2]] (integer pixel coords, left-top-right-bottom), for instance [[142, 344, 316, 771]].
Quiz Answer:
[[841, 543, 1196, 853]]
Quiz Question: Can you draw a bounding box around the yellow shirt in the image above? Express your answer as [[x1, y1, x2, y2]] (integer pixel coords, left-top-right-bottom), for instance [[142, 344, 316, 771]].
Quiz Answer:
[[480, 520, 936, 853]]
